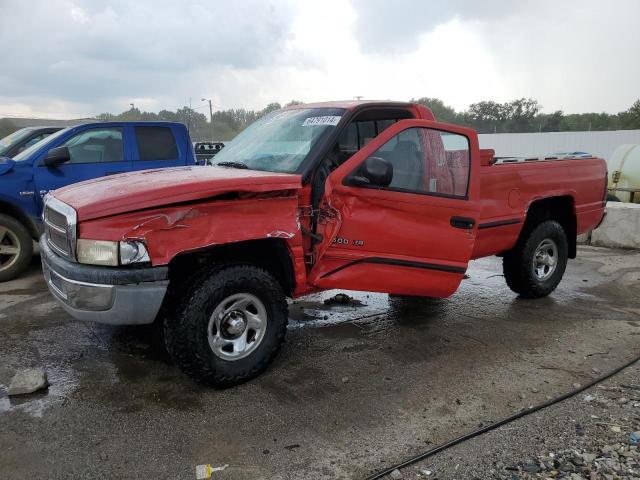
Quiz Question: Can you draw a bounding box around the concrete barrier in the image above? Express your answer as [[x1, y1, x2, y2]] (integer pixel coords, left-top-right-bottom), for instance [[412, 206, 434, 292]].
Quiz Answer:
[[587, 202, 640, 249]]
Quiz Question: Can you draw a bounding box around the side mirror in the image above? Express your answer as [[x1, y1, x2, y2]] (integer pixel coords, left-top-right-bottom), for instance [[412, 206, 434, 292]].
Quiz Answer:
[[43, 146, 70, 167], [348, 156, 393, 188], [0, 157, 16, 176]]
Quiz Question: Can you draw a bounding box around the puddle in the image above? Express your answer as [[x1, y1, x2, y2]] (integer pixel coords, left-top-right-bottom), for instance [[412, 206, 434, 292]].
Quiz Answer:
[[286, 255, 621, 340], [289, 289, 392, 328]]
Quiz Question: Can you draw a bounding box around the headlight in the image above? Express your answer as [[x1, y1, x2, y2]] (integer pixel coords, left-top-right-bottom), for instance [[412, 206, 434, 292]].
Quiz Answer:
[[119, 241, 150, 265], [77, 239, 119, 266], [76, 240, 150, 266]]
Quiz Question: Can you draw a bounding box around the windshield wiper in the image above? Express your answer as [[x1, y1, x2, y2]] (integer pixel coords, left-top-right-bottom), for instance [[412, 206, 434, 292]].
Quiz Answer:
[[214, 161, 249, 169]]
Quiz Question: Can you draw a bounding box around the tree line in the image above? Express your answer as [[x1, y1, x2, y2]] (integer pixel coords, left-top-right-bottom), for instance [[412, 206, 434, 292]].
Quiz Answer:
[[2, 98, 639, 141], [96, 101, 294, 142], [98, 97, 640, 138], [413, 97, 640, 134]]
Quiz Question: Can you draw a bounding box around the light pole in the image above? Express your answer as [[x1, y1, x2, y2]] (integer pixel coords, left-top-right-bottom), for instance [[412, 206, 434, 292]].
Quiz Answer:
[[202, 98, 214, 140]]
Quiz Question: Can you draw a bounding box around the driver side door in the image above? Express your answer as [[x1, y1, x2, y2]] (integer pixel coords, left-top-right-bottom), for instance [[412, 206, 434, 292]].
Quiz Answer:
[[308, 119, 480, 298]]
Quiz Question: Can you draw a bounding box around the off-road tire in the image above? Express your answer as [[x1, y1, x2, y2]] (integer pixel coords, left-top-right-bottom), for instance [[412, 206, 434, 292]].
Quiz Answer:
[[503, 220, 568, 299], [0, 214, 33, 282], [163, 265, 288, 387]]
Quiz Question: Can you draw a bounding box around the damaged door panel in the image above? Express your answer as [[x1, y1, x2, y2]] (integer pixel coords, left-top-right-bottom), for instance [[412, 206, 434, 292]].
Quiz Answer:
[[309, 119, 481, 297]]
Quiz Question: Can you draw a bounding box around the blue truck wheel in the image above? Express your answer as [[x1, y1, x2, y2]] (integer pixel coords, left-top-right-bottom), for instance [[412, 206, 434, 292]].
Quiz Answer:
[[0, 214, 33, 282]]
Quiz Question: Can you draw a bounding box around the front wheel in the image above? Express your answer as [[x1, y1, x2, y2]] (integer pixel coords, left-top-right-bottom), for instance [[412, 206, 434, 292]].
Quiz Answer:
[[503, 220, 569, 298], [164, 265, 288, 387]]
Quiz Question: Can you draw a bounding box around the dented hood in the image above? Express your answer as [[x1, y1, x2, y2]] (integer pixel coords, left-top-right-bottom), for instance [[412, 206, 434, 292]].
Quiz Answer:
[[53, 166, 302, 221]]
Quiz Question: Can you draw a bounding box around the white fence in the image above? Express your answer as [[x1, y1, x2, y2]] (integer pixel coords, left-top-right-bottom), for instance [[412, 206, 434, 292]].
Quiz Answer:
[[479, 130, 640, 161]]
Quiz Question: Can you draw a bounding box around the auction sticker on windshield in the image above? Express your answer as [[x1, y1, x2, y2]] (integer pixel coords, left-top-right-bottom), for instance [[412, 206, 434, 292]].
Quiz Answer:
[[302, 116, 341, 127]]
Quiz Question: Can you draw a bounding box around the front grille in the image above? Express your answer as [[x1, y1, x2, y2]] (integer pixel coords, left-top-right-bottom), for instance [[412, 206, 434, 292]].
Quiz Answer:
[[46, 208, 67, 229], [44, 197, 77, 261], [47, 228, 70, 256]]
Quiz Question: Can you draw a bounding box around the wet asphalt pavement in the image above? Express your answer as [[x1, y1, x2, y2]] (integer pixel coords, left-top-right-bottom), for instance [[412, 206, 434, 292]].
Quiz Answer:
[[1, 246, 639, 479]]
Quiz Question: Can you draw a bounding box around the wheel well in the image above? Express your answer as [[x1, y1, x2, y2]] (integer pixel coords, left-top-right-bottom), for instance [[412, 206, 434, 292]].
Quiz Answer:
[[167, 238, 297, 296], [0, 200, 39, 239], [523, 196, 577, 258]]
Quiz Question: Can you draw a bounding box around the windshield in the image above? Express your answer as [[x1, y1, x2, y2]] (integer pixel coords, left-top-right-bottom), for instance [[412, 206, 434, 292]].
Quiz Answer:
[[13, 127, 69, 161], [211, 108, 345, 173], [0, 128, 33, 156]]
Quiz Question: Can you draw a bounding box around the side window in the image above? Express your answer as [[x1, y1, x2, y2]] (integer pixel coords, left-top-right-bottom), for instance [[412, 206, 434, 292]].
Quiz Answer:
[[377, 119, 396, 134], [352, 127, 470, 197], [423, 130, 470, 197], [135, 126, 179, 161], [61, 128, 124, 164], [338, 123, 358, 155], [385, 128, 424, 191], [337, 119, 399, 154], [358, 121, 376, 147]]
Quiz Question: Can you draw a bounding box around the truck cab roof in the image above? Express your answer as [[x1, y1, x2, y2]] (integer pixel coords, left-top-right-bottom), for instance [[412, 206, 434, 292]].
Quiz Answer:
[[283, 100, 419, 111]]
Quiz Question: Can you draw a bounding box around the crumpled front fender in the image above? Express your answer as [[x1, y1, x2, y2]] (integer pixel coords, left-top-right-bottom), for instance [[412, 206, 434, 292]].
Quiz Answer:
[[77, 194, 303, 266]]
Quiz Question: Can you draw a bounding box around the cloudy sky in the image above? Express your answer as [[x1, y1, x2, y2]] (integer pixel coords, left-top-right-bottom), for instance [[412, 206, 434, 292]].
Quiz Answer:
[[1, 0, 639, 119]]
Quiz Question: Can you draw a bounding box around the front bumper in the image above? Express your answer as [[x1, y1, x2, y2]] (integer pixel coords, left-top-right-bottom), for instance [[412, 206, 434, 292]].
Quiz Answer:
[[40, 236, 169, 325]]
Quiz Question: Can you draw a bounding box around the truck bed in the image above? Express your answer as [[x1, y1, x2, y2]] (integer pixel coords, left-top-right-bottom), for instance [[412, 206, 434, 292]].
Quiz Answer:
[[472, 156, 607, 259]]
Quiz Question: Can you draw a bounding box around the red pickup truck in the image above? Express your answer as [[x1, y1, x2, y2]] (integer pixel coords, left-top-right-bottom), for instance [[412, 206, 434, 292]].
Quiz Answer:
[[40, 101, 607, 386]]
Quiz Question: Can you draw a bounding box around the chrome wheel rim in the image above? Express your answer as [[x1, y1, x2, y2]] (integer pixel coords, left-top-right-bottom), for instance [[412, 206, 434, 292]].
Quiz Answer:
[[207, 293, 267, 361], [0, 226, 21, 272], [532, 238, 558, 281]]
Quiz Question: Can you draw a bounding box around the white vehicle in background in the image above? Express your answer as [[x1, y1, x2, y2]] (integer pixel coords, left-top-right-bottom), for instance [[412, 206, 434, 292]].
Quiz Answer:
[[608, 144, 640, 203], [0, 127, 64, 158], [193, 141, 225, 165]]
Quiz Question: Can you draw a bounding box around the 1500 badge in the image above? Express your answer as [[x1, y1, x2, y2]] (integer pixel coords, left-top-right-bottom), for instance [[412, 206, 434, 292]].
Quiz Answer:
[[332, 237, 365, 247]]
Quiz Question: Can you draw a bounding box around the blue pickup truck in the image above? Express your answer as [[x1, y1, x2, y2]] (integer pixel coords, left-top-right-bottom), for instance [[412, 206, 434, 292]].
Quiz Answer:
[[0, 121, 197, 281]]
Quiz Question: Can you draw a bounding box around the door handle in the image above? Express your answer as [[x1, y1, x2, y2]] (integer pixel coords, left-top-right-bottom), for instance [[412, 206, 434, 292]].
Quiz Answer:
[[450, 216, 475, 229]]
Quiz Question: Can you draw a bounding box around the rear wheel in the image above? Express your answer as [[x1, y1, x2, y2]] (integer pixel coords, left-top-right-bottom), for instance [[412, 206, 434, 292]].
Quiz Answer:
[[164, 265, 288, 387], [503, 220, 568, 298], [0, 214, 33, 282]]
